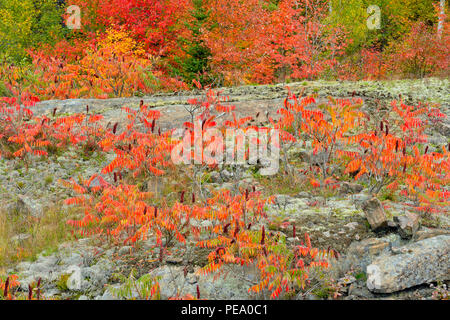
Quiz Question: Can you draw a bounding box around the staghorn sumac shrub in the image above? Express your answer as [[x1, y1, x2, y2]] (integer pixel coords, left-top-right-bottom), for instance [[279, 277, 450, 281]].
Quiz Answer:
[[196, 188, 333, 299], [248, 233, 334, 299], [64, 180, 170, 244], [1, 274, 43, 300], [401, 144, 450, 215], [74, 28, 159, 98], [0, 87, 111, 165], [335, 98, 449, 215], [20, 28, 188, 100], [100, 101, 174, 181], [342, 100, 445, 192], [171, 80, 243, 198], [0, 274, 20, 300], [273, 89, 365, 189], [0, 94, 49, 165], [31, 29, 157, 99], [273, 88, 448, 216]]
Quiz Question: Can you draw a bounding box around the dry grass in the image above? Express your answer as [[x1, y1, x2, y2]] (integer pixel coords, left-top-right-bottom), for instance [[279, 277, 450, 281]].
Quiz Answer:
[[0, 205, 75, 272], [256, 173, 306, 197]]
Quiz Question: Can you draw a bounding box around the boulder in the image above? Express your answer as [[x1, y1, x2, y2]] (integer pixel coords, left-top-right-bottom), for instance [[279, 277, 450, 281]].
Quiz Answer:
[[8, 195, 43, 218], [366, 235, 450, 293], [361, 197, 388, 230], [66, 266, 83, 291], [394, 212, 420, 239], [345, 237, 392, 270]]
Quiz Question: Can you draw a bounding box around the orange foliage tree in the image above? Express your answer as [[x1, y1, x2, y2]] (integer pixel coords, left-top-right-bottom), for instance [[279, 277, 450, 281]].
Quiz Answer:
[[387, 20, 450, 78], [202, 0, 348, 85]]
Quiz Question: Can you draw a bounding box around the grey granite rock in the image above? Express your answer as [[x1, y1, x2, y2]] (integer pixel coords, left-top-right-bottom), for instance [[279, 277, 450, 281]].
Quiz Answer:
[[9, 195, 43, 218], [414, 228, 450, 241], [394, 212, 420, 239], [345, 237, 393, 270], [367, 235, 450, 293]]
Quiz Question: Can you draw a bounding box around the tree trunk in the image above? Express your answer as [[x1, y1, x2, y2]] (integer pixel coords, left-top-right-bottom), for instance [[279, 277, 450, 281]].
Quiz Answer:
[[438, 0, 446, 38]]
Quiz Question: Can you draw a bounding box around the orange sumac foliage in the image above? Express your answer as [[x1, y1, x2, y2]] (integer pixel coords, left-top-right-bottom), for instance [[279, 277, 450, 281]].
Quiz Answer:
[[274, 89, 364, 183], [196, 189, 331, 299], [64, 180, 185, 245], [402, 144, 450, 214], [0, 95, 49, 161], [1, 275, 20, 300], [100, 102, 173, 179], [333, 98, 449, 215], [250, 233, 333, 299], [273, 88, 448, 215], [25, 28, 188, 100], [344, 100, 447, 197]]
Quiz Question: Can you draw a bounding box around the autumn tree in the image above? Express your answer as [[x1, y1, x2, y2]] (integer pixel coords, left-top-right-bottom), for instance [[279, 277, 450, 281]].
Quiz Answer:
[[270, 0, 348, 81], [70, 0, 190, 56], [201, 0, 274, 85]]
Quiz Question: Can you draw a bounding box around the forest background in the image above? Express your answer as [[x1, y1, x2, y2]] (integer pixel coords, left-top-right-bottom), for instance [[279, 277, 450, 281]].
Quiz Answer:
[[0, 0, 448, 100]]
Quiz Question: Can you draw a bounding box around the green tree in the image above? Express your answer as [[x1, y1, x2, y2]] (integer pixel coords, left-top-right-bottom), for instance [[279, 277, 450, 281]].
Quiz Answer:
[[328, 0, 438, 54], [174, 0, 212, 85], [0, 0, 66, 63]]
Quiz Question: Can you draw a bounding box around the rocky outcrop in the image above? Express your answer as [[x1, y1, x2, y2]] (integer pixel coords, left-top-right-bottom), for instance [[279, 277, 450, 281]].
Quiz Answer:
[[147, 265, 259, 300], [14, 240, 114, 299], [366, 235, 450, 293], [3, 78, 449, 301]]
